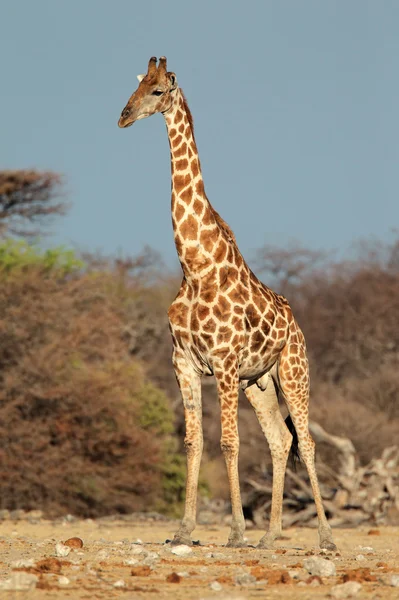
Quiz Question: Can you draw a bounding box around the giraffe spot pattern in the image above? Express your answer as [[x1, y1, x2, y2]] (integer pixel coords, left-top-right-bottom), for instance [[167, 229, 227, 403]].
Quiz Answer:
[[180, 215, 198, 240]]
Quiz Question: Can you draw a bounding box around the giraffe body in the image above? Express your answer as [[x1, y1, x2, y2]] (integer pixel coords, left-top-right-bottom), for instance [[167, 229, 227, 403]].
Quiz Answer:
[[118, 57, 336, 550]]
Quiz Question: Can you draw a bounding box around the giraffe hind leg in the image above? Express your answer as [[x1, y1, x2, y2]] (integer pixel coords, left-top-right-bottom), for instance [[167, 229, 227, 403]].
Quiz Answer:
[[244, 376, 292, 549], [277, 342, 337, 550]]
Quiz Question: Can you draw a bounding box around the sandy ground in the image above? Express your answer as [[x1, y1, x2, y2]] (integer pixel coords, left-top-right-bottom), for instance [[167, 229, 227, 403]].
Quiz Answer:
[[0, 517, 398, 599]]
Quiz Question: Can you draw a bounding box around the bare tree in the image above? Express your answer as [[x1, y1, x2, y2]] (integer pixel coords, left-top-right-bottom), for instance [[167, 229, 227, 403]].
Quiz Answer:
[[256, 242, 328, 295], [0, 170, 67, 237]]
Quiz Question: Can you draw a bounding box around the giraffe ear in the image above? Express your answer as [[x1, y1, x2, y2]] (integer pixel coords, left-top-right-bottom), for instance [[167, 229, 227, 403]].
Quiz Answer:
[[169, 73, 177, 90], [136, 74, 145, 82]]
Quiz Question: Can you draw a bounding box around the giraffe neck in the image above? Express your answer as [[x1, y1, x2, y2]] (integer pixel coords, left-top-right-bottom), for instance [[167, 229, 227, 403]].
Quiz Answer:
[[163, 89, 226, 282]]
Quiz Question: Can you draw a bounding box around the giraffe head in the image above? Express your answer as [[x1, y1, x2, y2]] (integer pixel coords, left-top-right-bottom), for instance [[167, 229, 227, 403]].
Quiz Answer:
[[118, 56, 177, 128]]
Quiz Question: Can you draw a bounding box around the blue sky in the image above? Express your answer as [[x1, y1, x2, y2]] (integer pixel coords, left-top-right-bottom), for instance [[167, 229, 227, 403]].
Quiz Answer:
[[2, 1, 398, 269]]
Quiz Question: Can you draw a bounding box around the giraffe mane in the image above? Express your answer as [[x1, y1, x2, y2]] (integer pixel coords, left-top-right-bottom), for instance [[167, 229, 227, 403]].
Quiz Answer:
[[211, 207, 237, 244], [180, 89, 195, 136], [180, 89, 237, 245]]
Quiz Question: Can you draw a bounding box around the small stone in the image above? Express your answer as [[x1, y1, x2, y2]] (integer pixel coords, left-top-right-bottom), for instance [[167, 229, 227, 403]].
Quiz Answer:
[[391, 575, 399, 587], [134, 538, 143, 544], [27, 509, 43, 520], [0, 572, 38, 590], [130, 545, 146, 555], [114, 580, 125, 588], [64, 537, 83, 549], [355, 554, 365, 561], [303, 556, 336, 577], [131, 565, 151, 577], [12, 558, 35, 568], [142, 551, 159, 565], [166, 572, 181, 583], [35, 558, 63, 574], [358, 546, 374, 552], [210, 581, 223, 591], [330, 581, 362, 598], [58, 576, 70, 586], [10, 509, 25, 521], [55, 542, 71, 557], [235, 570, 257, 585], [177, 571, 190, 577], [124, 558, 139, 566], [64, 514, 76, 522], [170, 544, 193, 557], [95, 549, 109, 560]]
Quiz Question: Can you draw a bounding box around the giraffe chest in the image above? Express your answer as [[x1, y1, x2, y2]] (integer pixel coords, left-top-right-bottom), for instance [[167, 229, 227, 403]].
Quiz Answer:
[[168, 290, 290, 379]]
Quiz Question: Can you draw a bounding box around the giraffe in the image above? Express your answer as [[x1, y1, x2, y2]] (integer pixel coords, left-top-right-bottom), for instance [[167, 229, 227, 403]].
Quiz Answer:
[[118, 56, 336, 551]]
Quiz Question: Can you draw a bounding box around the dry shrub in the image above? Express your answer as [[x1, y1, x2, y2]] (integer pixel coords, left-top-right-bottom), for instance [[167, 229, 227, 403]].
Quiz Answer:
[[0, 250, 181, 517]]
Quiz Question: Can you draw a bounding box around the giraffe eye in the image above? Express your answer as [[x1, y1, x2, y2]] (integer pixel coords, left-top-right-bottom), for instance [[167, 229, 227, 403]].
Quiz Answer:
[[152, 90, 163, 96]]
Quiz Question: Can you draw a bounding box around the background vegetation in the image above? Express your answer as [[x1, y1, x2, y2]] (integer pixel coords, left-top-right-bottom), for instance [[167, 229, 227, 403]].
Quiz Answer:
[[0, 169, 398, 516]]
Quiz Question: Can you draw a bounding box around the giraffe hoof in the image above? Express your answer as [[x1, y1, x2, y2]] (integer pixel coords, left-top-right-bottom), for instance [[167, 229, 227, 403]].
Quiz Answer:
[[256, 541, 275, 550], [320, 540, 337, 551], [170, 536, 192, 546], [225, 539, 247, 548]]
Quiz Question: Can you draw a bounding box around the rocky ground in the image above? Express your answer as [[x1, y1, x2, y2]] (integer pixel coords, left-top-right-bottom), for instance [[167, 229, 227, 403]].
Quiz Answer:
[[0, 512, 398, 599]]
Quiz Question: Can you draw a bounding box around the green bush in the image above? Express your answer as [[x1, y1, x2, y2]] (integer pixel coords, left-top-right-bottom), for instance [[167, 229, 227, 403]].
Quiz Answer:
[[0, 239, 83, 275]]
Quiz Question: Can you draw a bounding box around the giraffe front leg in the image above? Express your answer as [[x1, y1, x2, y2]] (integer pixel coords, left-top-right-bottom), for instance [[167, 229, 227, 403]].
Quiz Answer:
[[214, 356, 246, 548], [171, 351, 203, 546]]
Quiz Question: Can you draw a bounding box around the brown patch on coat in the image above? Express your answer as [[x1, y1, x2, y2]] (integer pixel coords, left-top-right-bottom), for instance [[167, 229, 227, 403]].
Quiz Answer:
[[180, 215, 198, 240], [174, 173, 191, 193], [168, 302, 189, 328], [180, 186, 193, 204], [175, 158, 188, 171], [174, 143, 188, 158]]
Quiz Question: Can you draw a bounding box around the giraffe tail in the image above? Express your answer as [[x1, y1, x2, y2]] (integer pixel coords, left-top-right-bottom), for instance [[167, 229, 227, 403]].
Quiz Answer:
[[284, 414, 300, 470], [270, 363, 301, 469]]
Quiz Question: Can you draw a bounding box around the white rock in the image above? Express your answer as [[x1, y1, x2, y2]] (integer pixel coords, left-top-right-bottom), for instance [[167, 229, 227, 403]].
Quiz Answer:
[[142, 551, 160, 565], [134, 538, 143, 544], [330, 581, 362, 599], [235, 570, 257, 585], [177, 571, 190, 577], [95, 549, 109, 560], [303, 556, 336, 577], [124, 558, 139, 566], [114, 580, 125, 588], [11, 558, 35, 568], [355, 554, 365, 561], [358, 546, 374, 552], [170, 544, 193, 557], [210, 581, 223, 591], [130, 545, 146, 555], [55, 542, 71, 557], [391, 575, 399, 587], [0, 572, 38, 590], [58, 576, 70, 586]]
